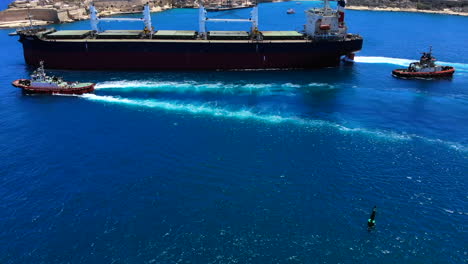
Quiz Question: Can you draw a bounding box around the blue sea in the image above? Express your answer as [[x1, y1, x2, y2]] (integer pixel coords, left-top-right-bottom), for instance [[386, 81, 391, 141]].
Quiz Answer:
[[0, 2, 467, 263]]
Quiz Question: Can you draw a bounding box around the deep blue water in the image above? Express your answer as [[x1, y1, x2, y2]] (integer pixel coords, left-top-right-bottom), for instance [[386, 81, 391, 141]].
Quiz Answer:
[[0, 0, 9, 10], [1, 2, 467, 263]]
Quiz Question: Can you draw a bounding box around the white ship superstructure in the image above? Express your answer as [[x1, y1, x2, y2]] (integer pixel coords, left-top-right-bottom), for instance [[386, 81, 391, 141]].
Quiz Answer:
[[304, 0, 348, 39]]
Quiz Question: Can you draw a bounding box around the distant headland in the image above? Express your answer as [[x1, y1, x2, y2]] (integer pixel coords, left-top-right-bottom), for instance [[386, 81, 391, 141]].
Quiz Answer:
[[1, 0, 467, 29], [347, 0, 468, 16]]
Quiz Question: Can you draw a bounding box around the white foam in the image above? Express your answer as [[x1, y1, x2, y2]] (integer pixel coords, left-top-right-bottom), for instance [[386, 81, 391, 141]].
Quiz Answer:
[[282, 83, 302, 88], [82, 94, 296, 123], [308, 82, 332, 87], [355, 56, 468, 72], [78, 94, 467, 152], [355, 56, 414, 66], [95, 80, 334, 94]]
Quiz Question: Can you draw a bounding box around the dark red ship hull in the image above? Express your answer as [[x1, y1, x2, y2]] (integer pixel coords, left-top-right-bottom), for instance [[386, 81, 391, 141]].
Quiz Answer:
[[12, 79, 95, 94], [392, 67, 455, 79], [19, 35, 363, 70]]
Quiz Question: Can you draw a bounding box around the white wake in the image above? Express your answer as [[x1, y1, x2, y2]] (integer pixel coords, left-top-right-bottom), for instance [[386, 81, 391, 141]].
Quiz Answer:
[[77, 94, 466, 152], [95, 80, 337, 93], [355, 56, 468, 72]]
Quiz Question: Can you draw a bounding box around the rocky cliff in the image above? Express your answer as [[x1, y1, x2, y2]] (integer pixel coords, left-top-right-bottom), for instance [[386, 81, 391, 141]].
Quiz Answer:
[[347, 0, 468, 13]]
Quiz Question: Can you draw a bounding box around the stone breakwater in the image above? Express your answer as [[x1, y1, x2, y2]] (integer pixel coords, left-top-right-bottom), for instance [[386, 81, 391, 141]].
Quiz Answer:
[[0, 0, 172, 29]]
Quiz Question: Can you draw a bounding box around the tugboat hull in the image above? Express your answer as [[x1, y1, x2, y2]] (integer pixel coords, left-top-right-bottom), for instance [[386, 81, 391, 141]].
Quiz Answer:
[[12, 79, 95, 95], [392, 66, 455, 79]]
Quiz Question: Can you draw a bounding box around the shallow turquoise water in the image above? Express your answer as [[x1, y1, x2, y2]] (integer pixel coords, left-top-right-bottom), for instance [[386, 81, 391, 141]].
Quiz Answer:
[[0, 2, 467, 263]]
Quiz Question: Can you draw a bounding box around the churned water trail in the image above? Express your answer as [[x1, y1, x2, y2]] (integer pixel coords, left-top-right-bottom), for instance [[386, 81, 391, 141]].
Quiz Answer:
[[355, 56, 414, 66], [95, 80, 336, 94], [355, 56, 468, 72], [78, 94, 467, 152]]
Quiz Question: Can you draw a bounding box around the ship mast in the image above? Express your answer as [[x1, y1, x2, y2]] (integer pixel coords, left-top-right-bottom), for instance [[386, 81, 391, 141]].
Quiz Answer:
[[198, 3, 207, 38]]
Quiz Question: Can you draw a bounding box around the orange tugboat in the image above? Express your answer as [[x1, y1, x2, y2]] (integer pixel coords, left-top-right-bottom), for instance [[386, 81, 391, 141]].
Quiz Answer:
[[392, 47, 455, 79], [12, 61, 95, 94]]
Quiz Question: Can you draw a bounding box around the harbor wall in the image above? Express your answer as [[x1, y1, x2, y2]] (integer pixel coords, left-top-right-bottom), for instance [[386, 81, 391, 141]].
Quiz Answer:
[[0, 8, 59, 23]]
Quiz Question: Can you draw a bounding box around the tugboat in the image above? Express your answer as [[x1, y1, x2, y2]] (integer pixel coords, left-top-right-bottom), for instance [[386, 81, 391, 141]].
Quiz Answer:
[[392, 47, 455, 79], [12, 61, 95, 94]]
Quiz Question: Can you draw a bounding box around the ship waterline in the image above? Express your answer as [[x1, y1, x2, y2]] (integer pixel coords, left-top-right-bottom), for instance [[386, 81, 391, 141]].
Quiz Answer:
[[20, 38, 363, 70]]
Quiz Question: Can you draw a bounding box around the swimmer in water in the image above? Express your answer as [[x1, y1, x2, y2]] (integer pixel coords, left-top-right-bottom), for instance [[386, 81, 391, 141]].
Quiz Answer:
[[367, 206, 377, 229]]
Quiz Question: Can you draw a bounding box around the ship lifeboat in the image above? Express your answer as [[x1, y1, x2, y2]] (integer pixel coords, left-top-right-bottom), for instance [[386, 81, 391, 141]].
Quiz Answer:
[[12, 79, 95, 95], [319, 24, 331, 30], [392, 66, 455, 79]]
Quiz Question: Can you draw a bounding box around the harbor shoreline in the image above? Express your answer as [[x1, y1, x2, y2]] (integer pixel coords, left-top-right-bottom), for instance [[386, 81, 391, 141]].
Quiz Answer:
[[346, 5, 468, 17], [2, 1, 468, 29], [0, 5, 171, 29]]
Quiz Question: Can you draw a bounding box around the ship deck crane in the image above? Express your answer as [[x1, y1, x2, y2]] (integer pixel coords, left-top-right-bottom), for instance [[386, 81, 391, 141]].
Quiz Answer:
[[198, 4, 259, 39], [90, 4, 153, 35]]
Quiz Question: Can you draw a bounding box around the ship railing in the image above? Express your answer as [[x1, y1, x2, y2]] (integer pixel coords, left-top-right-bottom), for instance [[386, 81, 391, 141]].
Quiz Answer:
[[313, 32, 346, 40]]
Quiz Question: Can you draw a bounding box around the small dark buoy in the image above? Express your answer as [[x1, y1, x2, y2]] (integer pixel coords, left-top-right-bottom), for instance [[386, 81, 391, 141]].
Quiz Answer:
[[367, 206, 377, 229]]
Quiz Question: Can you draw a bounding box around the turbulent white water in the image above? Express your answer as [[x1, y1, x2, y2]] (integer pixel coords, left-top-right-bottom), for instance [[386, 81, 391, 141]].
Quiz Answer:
[[355, 56, 414, 66], [79, 94, 467, 152], [355, 56, 468, 72], [95, 81, 337, 94]]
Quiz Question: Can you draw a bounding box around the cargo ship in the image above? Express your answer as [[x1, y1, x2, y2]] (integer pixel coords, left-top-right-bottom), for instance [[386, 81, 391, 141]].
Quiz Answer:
[[16, 0, 363, 70]]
